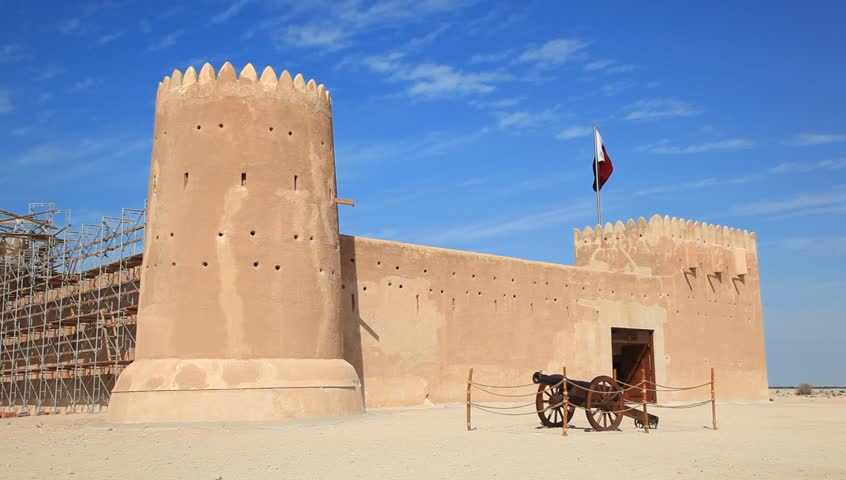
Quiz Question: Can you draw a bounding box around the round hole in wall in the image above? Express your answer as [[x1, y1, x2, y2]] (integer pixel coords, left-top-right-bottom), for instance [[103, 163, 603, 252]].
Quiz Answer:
[[351, 258, 355, 263], [477, 291, 481, 296], [423, 269, 427, 273], [321, 141, 325, 145], [288, 131, 293, 136], [171, 262, 176, 267], [452, 272, 456, 276], [202, 261, 208, 267], [342, 284, 345, 289], [250, 230, 256, 236], [196, 125, 201, 130], [319, 267, 323, 273], [253, 261, 259, 267], [395, 266, 399, 270], [218, 232, 223, 237], [275, 265, 280, 271], [399, 284, 403, 288], [471, 274, 475, 278], [513, 294, 516, 298], [218, 123, 224, 128], [155, 235, 159, 240], [269, 127, 274, 132], [309, 236, 314, 241], [293, 234, 299, 240], [440, 289, 444, 294], [377, 261, 381, 266], [388, 282, 392, 286], [363, 286, 367, 291], [465, 290, 469, 295], [170, 232, 174, 237]]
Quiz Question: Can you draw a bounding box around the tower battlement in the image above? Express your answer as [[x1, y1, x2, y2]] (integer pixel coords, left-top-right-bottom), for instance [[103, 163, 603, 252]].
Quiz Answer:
[[574, 214, 756, 252], [156, 62, 332, 113], [573, 214, 758, 277]]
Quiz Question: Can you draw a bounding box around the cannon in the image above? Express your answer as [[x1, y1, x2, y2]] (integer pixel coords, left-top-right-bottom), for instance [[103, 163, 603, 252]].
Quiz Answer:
[[532, 371, 659, 431]]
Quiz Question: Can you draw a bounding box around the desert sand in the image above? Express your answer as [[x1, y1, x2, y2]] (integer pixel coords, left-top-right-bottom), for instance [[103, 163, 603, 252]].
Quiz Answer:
[[1, 391, 844, 480]]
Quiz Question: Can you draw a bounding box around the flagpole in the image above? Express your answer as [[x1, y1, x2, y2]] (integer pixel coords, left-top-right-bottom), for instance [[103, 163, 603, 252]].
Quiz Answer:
[[593, 124, 602, 226]]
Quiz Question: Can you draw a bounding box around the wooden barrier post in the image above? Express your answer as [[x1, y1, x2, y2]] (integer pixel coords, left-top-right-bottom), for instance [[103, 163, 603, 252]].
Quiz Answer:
[[641, 367, 649, 433], [711, 367, 718, 430], [466, 367, 473, 431], [562, 366, 568, 437]]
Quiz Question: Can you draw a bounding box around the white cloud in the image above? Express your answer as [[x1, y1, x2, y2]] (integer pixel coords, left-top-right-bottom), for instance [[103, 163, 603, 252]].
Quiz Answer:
[[584, 59, 614, 72], [0, 89, 13, 113], [624, 99, 700, 121], [361, 56, 510, 99], [496, 107, 559, 129], [557, 126, 592, 140], [786, 133, 846, 145], [517, 38, 590, 68], [60, 17, 83, 34], [36, 65, 63, 81], [470, 51, 513, 64], [148, 31, 183, 51], [600, 80, 633, 96], [265, 0, 472, 52], [68, 78, 99, 92], [97, 32, 123, 45], [637, 138, 753, 154], [769, 158, 846, 174], [728, 192, 846, 217], [210, 0, 249, 23], [765, 236, 846, 257], [427, 203, 590, 244], [1, 44, 23, 63], [11, 127, 31, 136]]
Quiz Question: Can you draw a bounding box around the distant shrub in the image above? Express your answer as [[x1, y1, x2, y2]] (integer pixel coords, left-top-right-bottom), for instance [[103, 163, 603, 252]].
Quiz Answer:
[[796, 383, 813, 395]]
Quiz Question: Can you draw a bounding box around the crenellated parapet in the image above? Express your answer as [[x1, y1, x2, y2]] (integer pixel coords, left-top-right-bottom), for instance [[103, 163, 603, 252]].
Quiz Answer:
[[573, 214, 757, 277], [156, 62, 332, 114], [574, 214, 756, 252]]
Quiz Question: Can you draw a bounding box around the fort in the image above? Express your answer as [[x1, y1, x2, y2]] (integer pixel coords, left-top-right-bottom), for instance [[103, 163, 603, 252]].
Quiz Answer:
[[0, 62, 767, 422]]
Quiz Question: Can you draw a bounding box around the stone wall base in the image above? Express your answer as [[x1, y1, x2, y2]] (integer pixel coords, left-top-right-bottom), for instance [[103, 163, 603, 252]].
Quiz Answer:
[[108, 358, 364, 423]]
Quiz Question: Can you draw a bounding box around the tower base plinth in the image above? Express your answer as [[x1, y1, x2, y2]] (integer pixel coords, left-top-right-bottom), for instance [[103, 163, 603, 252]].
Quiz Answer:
[[108, 358, 364, 423]]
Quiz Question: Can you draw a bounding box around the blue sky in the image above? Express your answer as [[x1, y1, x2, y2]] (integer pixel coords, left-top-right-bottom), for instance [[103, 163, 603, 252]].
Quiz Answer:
[[1, 1, 844, 386]]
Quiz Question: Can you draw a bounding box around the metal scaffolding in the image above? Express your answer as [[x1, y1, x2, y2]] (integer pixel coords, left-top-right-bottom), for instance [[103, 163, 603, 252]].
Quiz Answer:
[[0, 203, 144, 415]]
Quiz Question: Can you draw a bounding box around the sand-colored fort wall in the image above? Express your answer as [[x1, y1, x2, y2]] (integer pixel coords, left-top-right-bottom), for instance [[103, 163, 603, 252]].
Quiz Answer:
[[339, 215, 767, 407]]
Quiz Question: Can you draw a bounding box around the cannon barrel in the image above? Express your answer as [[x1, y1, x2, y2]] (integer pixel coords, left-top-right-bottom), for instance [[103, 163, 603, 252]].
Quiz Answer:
[[532, 371, 563, 386]]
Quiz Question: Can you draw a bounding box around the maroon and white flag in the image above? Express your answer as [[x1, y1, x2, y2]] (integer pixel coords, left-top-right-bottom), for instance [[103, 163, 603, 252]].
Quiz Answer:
[[592, 128, 614, 192]]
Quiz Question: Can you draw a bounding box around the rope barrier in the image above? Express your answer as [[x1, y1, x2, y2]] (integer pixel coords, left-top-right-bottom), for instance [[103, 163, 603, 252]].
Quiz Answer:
[[468, 381, 537, 389], [565, 379, 645, 394], [617, 379, 711, 392], [470, 385, 542, 398]]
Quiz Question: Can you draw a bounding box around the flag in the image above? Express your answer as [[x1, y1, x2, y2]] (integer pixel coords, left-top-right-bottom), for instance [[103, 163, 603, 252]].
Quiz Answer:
[[592, 128, 614, 192]]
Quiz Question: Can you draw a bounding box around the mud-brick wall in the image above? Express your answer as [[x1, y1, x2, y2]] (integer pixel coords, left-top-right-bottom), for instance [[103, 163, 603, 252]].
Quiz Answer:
[[574, 215, 768, 401], [340, 227, 769, 408]]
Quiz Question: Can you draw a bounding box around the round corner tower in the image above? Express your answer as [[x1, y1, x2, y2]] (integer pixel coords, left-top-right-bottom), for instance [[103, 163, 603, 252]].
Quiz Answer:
[[108, 62, 364, 423]]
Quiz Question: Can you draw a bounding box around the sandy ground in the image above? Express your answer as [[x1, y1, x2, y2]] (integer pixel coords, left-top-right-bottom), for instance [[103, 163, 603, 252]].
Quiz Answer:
[[2, 391, 845, 480]]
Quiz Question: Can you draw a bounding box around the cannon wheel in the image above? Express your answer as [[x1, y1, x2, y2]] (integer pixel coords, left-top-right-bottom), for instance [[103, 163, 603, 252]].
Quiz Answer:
[[536, 382, 575, 427], [585, 375, 624, 432]]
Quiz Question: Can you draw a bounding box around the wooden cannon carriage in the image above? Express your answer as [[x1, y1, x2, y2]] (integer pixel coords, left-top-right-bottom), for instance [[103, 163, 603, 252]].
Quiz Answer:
[[532, 372, 659, 431]]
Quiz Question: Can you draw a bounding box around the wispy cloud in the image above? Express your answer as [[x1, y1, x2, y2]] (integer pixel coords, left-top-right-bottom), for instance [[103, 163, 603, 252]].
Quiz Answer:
[[68, 78, 99, 93], [637, 138, 754, 155], [148, 31, 183, 51], [557, 126, 592, 140], [769, 158, 846, 174], [264, 0, 471, 52], [210, 0, 249, 23], [786, 133, 846, 145], [635, 155, 846, 196], [36, 65, 63, 81], [361, 56, 510, 99], [59, 17, 83, 34], [470, 50, 514, 64], [97, 32, 123, 45], [426, 203, 590, 244], [624, 99, 700, 121], [337, 127, 490, 170], [584, 59, 636, 73], [600, 80, 633, 96], [517, 38, 590, 68], [496, 107, 560, 129], [11, 126, 31, 136], [764, 236, 846, 257], [1, 43, 23, 63], [728, 191, 846, 217], [0, 89, 13, 114], [461, 178, 486, 186]]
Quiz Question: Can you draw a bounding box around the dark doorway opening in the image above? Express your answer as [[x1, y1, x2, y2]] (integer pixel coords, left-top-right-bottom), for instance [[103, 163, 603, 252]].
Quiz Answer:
[[611, 328, 656, 403]]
